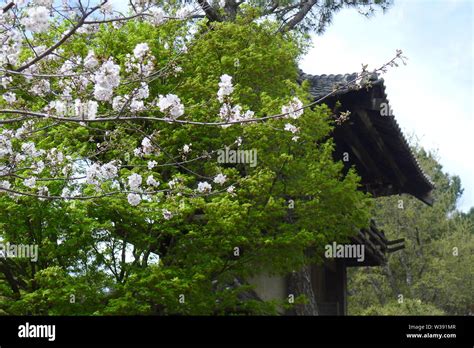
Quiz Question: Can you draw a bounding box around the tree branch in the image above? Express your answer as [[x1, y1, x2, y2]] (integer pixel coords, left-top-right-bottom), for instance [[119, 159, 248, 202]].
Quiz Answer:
[[280, 0, 318, 32], [2, 2, 14, 13], [15, 2, 105, 72], [197, 0, 222, 22]]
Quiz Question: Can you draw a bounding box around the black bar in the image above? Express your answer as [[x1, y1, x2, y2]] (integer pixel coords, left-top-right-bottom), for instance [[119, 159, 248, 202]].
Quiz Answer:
[[0, 316, 472, 346]]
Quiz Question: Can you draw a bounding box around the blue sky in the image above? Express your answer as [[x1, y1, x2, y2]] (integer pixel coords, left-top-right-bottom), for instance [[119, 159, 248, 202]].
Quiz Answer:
[[301, 0, 473, 212]]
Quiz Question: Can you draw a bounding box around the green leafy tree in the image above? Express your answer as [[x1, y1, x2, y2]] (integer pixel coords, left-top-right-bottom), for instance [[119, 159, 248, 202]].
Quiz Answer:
[[361, 299, 445, 316], [348, 145, 474, 315], [0, 10, 371, 314]]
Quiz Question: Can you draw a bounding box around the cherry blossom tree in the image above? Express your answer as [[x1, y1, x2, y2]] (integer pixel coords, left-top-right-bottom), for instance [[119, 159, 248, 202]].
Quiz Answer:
[[0, 0, 406, 314]]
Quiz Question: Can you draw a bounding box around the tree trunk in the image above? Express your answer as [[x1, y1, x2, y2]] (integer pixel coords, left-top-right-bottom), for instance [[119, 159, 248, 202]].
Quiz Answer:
[[287, 265, 319, 315]]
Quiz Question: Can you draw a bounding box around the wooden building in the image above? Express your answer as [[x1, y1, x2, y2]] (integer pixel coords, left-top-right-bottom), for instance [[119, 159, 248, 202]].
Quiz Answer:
[[248, 72, 435, 315]]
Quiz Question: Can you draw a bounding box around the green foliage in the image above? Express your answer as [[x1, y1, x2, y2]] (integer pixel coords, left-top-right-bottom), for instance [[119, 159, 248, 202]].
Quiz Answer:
[[361, 299, 445, 316], [0, 197, 111, 315], [348, 146, 474, 315], [0, 18, 371, 315]]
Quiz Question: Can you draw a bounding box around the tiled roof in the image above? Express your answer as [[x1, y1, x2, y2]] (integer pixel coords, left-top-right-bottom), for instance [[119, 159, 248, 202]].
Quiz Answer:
[[300, 71, 435, 203], [298, 71, 379, 99]]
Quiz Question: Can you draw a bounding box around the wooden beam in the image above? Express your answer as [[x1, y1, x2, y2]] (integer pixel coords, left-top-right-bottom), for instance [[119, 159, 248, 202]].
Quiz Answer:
[[354, 107, 408, 188], [387, 244, 405, 253], [358, 231, 386, 261], [364, 227, 388, 251], [386, 238, 405, 246], [334, 123, 385, 185]]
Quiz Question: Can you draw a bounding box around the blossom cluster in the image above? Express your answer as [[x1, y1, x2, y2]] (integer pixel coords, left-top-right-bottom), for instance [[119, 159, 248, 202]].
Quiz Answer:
[[216, 74, 254, 126], [157, 94, 185, 119], [86, 161, 120, 185], [0, 1, 246, 214], [195, 173, 228, 195], [93, 59, 121, 101], [21, 6, 51, 33], [125, 43, 155, 77], [219, 104, 255, 126], [284, 123, 300, 142], [0, 129, 72, 199], [112, 82, 150, 114], [281, 97, 304, 142], [281, 97, 304, 119], [217, 74, 234, 102], [125, 172, 161, 206], [0, 28, 22, 66]]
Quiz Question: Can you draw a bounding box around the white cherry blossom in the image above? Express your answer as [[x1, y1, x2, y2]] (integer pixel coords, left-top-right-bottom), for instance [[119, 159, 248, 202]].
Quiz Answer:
[[217, 74, 234, 102], [183, 144, 191, 154], [128, 173, 142, 190], [146, 175, 159, 187], [2, 92, 16, 104], [24, 177, 37, 188], [21, 6, 50, 33], [84, 50, 99, 69], [162, 209, 173, 220], [213, 173, 227, 185], [93, 58, 121, 101], [157, 94, 185, 119], [284, 123, 299, 134], [197, 181, 212, 193], [282, 97, 304, 119], [127, 192, 141, 206], [141, 137, 153, 155]]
